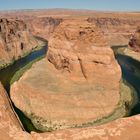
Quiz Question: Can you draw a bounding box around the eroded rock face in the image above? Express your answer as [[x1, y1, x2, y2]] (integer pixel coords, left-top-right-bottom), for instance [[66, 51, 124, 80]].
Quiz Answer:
[[0, 18, 42, 67], [11, 20, 121, 132], [87, 17, 140, 46], [129, 27, 140, 52]]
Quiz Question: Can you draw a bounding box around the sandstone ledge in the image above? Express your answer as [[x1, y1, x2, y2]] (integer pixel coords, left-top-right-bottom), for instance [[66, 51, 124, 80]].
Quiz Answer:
[[0, 18, 44, 69]]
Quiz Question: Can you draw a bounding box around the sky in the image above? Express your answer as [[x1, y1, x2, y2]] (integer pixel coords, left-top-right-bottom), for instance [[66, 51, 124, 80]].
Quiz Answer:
[[0, 0, 140, 11]]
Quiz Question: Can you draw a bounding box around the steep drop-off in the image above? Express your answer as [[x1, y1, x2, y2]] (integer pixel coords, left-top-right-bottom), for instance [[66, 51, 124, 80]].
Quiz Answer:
[[0, 18, 42, 68]]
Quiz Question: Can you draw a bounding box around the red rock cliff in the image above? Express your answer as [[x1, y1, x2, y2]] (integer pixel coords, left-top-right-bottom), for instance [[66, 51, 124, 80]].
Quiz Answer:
[[0, 18, 42, 67]]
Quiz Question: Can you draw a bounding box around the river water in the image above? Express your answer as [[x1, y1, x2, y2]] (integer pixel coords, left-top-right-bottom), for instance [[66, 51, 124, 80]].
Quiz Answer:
[[116, 54, 140, 116]]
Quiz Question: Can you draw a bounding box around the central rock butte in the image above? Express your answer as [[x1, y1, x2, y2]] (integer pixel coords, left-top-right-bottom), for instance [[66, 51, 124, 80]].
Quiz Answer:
[[11, 20, 121, 131]]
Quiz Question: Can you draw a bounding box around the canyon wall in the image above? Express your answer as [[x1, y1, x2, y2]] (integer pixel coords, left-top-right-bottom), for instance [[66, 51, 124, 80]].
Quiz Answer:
[[1, 10, 140, 47], [26, 17, 63, 40], [0, 18, 43, 68], [87, 17, 140, 46]]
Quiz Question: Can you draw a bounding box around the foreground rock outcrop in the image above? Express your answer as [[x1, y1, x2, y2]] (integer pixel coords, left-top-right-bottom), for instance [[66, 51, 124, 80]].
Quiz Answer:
[[1, 80, 140, 140], [0, 18, 42, 68], [31, 115, 140, 140], [1, 81, 140, 140], [11, 20, 122, 132]]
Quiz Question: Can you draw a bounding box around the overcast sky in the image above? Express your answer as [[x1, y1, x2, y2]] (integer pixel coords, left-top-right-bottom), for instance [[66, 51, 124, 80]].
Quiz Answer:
[[0, 0, 139, 11]]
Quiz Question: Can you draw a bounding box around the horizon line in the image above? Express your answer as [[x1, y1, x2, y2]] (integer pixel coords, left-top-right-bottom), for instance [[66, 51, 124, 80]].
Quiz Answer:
[[0, 8, 140, 13]]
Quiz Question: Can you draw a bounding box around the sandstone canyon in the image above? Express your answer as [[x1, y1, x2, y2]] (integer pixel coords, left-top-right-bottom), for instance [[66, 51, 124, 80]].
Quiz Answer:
[[0, 9, 139, 140]]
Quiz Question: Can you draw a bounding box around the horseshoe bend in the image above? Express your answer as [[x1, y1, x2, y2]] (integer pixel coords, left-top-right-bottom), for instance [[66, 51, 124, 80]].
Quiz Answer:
[[0, 7, 140, 140]]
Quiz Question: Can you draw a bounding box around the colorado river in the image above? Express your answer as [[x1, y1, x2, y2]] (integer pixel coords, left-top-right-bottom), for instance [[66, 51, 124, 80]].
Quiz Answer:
[[112, 45, 140, 116], [116, 53, 140, 116], [0, 45, 47, 132]]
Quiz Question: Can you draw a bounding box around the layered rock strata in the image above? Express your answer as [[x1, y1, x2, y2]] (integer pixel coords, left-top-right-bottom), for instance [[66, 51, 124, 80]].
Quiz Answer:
[[129, 27, 140, 52], [116, 27, 140, 61], [87, 17, 140, 46], [27, 17, 63, 40], [11, 20, 122, 131], [0, 18, 42, 68], [31, 115, 140, 140]]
